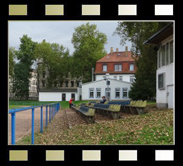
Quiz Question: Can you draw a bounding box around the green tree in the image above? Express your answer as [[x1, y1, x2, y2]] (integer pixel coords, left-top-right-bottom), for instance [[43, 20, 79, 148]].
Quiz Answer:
[[13, 35, 36, 99], [34, 40, 70, 88], [71, 22, 107, 83], [114, 22, 169, 100], [9, 47, 16, 76]]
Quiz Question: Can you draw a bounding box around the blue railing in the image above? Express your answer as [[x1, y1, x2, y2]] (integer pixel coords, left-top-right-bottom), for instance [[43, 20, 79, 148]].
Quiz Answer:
[[9, 102, 60, 145]]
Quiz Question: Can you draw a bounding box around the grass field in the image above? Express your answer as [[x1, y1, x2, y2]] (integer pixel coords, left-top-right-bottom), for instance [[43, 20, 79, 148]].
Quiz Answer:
[[9, 100, 156, 109], [17, 108, 173, 145]]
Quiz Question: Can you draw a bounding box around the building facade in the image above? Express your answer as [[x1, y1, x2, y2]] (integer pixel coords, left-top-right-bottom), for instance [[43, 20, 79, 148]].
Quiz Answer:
[[82, 78, 132, 101], [144, 23, 174, 109], [29, 70, 38, 97], [94, 46, 137, 83], [37, 59, 82, 101]]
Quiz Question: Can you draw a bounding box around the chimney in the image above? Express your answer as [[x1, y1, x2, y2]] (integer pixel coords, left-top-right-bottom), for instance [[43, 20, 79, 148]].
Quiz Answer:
[[125, 46, 128, 56], [110, 47, 113, 55], [116, 48, 118, 52]]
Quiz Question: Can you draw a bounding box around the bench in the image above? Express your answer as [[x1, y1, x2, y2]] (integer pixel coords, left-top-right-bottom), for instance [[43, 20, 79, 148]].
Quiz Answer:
[[107, 100, 131, 112], [71, 105, 95, 123], [124, 100, 147, 115], [90, 104, 121, 119]]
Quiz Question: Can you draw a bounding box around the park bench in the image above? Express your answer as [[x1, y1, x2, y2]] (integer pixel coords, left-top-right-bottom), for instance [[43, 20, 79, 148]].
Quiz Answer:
[[107, 100, 131, 112], [71, 105, 95, 123], [124, 100, 147, 115], [130, 100, 147, 115], [90, 104, 121, 119]]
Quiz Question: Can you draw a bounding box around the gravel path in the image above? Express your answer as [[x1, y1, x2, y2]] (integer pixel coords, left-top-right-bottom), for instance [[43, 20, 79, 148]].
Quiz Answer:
[[8, 106, 49, 145]]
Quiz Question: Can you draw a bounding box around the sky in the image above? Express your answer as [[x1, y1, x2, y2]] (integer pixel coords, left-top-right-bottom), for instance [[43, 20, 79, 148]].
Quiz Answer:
[[8, 21, 132, 55]]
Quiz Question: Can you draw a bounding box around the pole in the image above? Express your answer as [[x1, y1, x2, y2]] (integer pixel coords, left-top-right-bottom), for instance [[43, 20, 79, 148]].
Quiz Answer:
[[11, 113, 16, 145], [31, 108, 34, 144]]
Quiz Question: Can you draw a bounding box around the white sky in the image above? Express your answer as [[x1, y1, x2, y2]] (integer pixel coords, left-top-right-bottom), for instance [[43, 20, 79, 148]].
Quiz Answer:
[[8, 21, 132, 55]]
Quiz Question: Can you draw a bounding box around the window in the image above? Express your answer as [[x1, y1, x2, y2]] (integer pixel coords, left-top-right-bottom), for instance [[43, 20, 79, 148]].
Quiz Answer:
[[71, 81, 74, 87], [122, 88, 128, 98], [170, 41, 173, 63], [114, 64, 122, 71], [89, 88, 94, 98], [65, 81, 68, 87], [77, 81, 79, 87], [129, 64, 134, 71], [166, 43, 169, 65], [96, 88, 101, 98], [103, 65, 107, 71], [130, 76, 135, 83], [42, 80, 45, 87], [158, 73, 165, 89], [119, 76, 123, 81], [114, 76, 117, 80], [162, 45, 165, 66], [115, 88, 120, 98]]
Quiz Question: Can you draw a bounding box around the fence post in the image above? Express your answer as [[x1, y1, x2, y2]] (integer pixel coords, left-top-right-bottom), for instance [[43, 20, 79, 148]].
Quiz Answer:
[[31, 108, 34, 144], [11, 112, 16, 145], [49, 105, 51, 123], [46, 105, 48, 127], [40, 106, 43, 133]]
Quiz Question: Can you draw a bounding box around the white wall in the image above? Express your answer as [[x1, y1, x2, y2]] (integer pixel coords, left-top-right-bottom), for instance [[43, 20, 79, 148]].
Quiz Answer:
[[82, 79, 132, 100], [156, 62, 174, 104], [39, 92, 78, 101], [95, 74, 135, 82]]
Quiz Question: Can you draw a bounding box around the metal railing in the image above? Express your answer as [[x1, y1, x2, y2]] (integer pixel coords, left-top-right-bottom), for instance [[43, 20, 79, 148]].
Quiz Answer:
[[9, 102, 60, 145]]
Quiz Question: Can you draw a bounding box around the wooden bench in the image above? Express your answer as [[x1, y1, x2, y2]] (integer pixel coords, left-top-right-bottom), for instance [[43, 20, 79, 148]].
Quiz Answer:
[[124, 100, 147, 115], [72, 105, 95, 123], [89, 104, 121, 119]]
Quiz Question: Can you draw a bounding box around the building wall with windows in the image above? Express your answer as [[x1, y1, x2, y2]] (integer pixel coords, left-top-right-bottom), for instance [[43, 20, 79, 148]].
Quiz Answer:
[[144, 23, 174, 109], [156, 35, 174, 108], [82, 79, 132, 101], [95, 74, 135, 82], [94, 47, 137, 83]]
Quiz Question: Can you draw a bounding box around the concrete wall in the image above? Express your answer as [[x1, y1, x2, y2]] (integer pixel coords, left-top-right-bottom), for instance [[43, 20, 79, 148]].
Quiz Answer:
[[95, 74, 135, 82], [156, 62, 174, 108], [39, 92, 78, 101], [82, 79, 132, 100]]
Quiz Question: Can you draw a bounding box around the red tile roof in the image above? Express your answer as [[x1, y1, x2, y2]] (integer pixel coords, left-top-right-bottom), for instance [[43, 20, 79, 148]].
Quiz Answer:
[[97, 51, 135, 62]]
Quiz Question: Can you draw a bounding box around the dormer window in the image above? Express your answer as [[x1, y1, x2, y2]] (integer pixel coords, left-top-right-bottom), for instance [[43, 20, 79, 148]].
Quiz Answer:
[[114, 64, 122, 71], [103, 65, 107, 71], [129, 64, 134, 71]]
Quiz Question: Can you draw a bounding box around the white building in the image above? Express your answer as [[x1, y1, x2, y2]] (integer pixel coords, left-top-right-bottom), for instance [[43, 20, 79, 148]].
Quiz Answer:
[[144, 23, 174, 109], [82, 78, 132, 101]]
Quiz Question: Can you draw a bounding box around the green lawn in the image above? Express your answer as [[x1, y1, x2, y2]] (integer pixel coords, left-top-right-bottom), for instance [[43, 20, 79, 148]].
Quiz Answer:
[[9, 100, 156, 110]]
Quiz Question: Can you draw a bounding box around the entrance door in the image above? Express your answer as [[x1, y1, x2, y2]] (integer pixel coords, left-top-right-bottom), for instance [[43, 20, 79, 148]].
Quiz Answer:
[[105, 88, 111, 101], [71, 93, 75, 101], [62, 93, 66, 101], [167, 85, 173, 109]]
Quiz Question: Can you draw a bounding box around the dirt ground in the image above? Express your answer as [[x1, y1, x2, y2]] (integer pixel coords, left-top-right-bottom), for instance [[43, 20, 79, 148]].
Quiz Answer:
[[8, 106, 50, 145]]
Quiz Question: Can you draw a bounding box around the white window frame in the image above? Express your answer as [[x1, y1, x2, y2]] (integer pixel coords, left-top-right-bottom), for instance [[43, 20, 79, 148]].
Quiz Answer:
[[114, 64, 122, 71], [96, 88, 101, 98], [122, 88, 128, 98], [129, 64, 134, 71], [119, 76, 123, 81], [115, 88, 120, 98], [103, 65, 107, 72], [89, 88, 94, 98], [130, 76, 135, 83], [158, 73, 165, 90]]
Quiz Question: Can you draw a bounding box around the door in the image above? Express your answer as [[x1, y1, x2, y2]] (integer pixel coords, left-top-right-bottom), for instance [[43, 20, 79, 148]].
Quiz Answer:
[[71, 93, 75, 101], [167, 85, 173, 109], [62, 93, 66, 101], [105, 88, 111, 101]]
